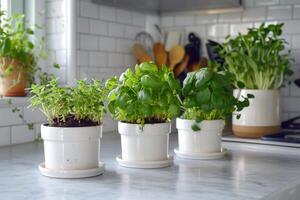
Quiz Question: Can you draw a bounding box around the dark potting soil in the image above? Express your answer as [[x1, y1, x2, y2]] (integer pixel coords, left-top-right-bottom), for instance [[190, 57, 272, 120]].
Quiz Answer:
[[123, 117, 167, 124], [48, 116, 100, 127]]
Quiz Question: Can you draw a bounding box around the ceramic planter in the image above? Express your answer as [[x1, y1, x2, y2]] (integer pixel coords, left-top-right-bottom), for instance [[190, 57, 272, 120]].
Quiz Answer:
[[233, 89, 281, 138], [39, 124, 104, 178], [175, 118, 225, 158], [116, 122, 173, 168], [0, 58, 28, 97]]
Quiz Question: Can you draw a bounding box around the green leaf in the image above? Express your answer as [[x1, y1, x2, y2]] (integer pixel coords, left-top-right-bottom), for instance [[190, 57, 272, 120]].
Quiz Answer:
[[192, 124, 200, 131]]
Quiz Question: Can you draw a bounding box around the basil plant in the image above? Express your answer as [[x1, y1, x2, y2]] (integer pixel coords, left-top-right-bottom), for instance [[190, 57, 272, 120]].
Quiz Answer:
[[106, 62, 181, 125], [181, 67, 254, 131]]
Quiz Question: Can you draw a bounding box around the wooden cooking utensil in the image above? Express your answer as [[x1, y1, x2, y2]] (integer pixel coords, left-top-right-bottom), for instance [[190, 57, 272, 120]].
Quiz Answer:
[[132, 43, 152, 63], [153, 42, 167, 68], [189, 57, 208, 72], [169, 45, 185, 70], [174, 55, 189, 77]]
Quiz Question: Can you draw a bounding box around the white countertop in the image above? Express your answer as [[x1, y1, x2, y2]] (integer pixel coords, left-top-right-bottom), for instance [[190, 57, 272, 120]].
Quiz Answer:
[[0, 132, 300, 200]]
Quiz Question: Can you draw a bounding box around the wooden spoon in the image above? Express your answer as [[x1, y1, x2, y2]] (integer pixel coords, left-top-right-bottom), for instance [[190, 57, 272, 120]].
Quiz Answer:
[[132, 43, 152, 63], [153, 42, 167, 68], [169, 45, 185, 70], [174, 55, 189, 77]]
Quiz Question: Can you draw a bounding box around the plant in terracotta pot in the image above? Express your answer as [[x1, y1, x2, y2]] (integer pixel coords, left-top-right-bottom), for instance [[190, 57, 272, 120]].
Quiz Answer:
[[175, 67, 253, 159], [29, 78, 106, 178], [220, 23, 293, 138], [0, 11, 48, 96], [106, 62, 181, 168]]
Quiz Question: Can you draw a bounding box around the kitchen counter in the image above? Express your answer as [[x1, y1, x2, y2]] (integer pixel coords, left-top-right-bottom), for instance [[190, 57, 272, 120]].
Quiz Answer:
[[1, 133, 300, 200]]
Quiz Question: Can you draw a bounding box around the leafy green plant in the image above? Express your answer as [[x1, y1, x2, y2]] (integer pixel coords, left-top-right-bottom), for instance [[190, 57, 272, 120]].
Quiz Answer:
[[29, 78, 106, 127], [106, 62, 181, 125], [0, 11, 57, 86], [181, 67, 254, 131], [219, 23, 293, 89]]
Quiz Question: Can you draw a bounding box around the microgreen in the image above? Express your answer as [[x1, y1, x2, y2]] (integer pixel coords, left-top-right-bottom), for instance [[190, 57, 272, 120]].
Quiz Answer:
[[219, 23, 293, 89], [181, 67, 253, 131], [29, 78, 106, 127], [105, 62, 181, 125]]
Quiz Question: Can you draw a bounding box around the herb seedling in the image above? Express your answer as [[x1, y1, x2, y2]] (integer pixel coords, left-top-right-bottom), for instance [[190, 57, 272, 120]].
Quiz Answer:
[[29, 78, 106, 127], [220, 23, 293, 89]]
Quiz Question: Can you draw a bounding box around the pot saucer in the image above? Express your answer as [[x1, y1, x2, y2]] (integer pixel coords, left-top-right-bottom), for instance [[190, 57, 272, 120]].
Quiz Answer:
[[116, 155, 173, 169], [174, 148, 227, 160], [38, 162, 105, 178]]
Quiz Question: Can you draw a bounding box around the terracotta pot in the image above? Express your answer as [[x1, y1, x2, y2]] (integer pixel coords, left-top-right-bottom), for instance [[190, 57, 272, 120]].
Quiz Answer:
[[0, 58, 28, 97], [232, 89, 281, 138]]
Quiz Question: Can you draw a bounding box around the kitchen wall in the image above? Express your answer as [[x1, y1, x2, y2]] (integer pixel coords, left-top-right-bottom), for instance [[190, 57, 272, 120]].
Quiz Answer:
[[0, 0, 64, 146], [160, 0, 300, 120]]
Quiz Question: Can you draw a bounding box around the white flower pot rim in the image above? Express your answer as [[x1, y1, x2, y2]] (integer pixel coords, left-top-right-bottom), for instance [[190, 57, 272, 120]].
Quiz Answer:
[[42, 123, 102, 128]]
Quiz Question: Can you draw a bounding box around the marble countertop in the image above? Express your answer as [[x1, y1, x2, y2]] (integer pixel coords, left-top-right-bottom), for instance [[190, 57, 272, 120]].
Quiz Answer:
[[1, 133, 300, 200]]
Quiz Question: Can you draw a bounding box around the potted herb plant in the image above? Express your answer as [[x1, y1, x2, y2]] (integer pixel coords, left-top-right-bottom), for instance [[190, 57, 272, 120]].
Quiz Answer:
[[29, 78, 106, 178], [0, 12, 44, 96], [176, 67, 252, 159], [106, 62, 181, 168], [220, 23, 293, 138]]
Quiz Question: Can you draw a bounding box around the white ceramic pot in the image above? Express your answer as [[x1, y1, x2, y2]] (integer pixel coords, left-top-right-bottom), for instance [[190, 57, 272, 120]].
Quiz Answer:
[[176, 118, 225, 154], [233, 89, 281, 138], [41, 124, 102, 170], [118, 122, 171, 162]]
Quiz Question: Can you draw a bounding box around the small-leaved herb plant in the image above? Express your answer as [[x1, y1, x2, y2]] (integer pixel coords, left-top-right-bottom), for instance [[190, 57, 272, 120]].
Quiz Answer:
[[29, 78, 106, 127], [106, 62, 181, 125], [219, 23, 293, 89], [181, 67, 254, 131]]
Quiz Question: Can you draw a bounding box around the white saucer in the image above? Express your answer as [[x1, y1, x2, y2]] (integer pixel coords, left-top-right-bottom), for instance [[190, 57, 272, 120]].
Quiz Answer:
[[174, 148, 227, 160], [116, 155, 173, 169], [38, 162, 105, 178]]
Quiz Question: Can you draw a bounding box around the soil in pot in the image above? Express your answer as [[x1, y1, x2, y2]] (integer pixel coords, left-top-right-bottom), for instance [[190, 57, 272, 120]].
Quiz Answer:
[[0, 58, 28, 97], [49, 116, 100, 127]]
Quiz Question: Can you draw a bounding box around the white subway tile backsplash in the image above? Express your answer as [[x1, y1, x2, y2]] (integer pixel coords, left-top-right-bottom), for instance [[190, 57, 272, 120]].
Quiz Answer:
[[196, 14, 218, 24], [23, 108, 46, 123], [290, 83, 300, 97], [0, 127, 10, 146], [124, 54, 136, 67], [132, 12, 146, 27], [80, 34, 98, 50], [244, 0, 255, 8], [161, 16, 174, 27], [99, 5, 116, 21], [0, 107, 23, 126], [47, 1, 64, 18], [185, 26, 206, 38], [242, 7, 266, 22], [56, 50, 67, 66], [294, 5, 300, 19], [80, 1, 98, 18], [124, 25, 142, 39], [77, 17, 90, 33], [255, 0, 279, 6], [89, 52, 107, 67], [116, 39, 133, 53], [291, 49, 300, 64], [99, 36, 116, 52], [218, 13, 241, 23], [174, 15, 195, 26], [108, 53, 124, 67], [108, 23, 125, 37], [47, 34, 66, 50], [292, 35, 300, 49], [207, 24, 229, 37], [230, 23, 253, 36], [282, 97, 300, 112], [77, 51, 89, 66], [116, 9, 132, 24], [282, 20, 300, 34], [267, 5, 292, 20], [11, 125, 35, 144], [90, 19, 108, 35]]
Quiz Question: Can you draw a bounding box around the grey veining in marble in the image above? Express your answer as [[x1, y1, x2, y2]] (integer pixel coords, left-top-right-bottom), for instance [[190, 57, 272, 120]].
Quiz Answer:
[[0, 132, 300, 200]]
